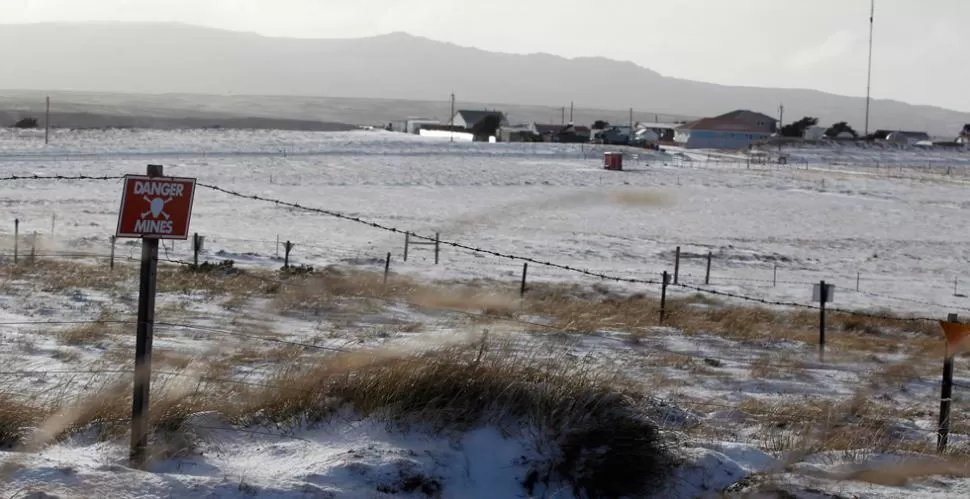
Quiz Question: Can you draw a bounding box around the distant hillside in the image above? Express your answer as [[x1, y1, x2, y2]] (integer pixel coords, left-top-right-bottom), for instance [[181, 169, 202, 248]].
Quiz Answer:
[[0, 106, 356, 131], [0, 90, 693, 132], [0, 22, 968, 136]]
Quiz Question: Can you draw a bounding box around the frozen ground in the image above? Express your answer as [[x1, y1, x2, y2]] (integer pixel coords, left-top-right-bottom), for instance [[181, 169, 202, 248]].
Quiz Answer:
[[3, 129, 970, 498]]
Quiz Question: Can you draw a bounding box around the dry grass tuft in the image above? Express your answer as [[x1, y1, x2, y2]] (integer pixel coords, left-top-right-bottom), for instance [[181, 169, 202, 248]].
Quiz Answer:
[[272, 267, 521, 320], [735, 391, 940, 467], [0, 260, 134, 293], [839, 458, 970, 486], [408, 288, 519, 317], [0, 391, 45, 448], [153, 350, 195, 371], [0, 343, 675, 497], [59, 311, 124, 346], [156, 266, 279, 300], [609, 189, 672, 207]]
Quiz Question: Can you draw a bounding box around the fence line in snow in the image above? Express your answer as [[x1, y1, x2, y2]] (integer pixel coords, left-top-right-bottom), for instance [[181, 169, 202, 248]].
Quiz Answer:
[[0, 174, 964, 324]]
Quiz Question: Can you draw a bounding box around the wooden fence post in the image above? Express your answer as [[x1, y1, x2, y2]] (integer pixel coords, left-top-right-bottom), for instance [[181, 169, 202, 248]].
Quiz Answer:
[[520, 263, 529, 297], [109, 236, 116, 271], [192, 233, 201, 268], [659, 271, 670, 324], [384, 252, 391, 285], [284, 241, 294, 269], [939, 313, 959, 453], [673, 246, 681, 285], [403, 232, 410, 262], [818, 280, 828, 362], [13, 219, 19, 264], [30, 231, 36, 264], [434, 232, 440, 265], [773, 264, 778, 287], [856, 272, 861, 292], [705, 251, 712, 285]]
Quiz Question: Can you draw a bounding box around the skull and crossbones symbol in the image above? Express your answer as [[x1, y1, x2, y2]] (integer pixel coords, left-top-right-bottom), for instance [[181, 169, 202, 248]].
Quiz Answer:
[[141, 196, 172, 220]]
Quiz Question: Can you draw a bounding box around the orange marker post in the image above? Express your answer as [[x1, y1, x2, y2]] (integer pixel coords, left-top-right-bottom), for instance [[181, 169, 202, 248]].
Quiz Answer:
[[938, 316, 970, 453]]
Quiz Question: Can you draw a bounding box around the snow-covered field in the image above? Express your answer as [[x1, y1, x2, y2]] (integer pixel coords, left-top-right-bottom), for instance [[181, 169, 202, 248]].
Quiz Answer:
[[3, 128, 970, 498], [3, 129, 970, 315]]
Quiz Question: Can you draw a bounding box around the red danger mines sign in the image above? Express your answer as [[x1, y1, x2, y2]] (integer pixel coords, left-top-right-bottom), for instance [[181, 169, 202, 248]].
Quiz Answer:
[[116, 175, 197, 239]]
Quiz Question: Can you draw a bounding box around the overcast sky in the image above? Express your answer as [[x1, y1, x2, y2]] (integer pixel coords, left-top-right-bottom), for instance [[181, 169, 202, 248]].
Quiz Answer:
[[4, 0, 968, 112]]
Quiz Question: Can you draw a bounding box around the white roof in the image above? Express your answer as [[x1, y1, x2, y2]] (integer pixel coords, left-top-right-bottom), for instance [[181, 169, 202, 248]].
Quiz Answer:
[[638, 122, 683, 130]]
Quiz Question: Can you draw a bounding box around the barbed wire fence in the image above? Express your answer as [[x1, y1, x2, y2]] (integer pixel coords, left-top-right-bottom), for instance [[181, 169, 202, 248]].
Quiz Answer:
[[0, 176, 963, 380], [0, 174, 964, 324]]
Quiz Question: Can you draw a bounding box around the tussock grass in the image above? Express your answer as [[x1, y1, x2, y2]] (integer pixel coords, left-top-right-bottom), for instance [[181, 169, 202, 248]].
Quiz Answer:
[[8, 261, 940, 359], [838, 458, 970, 486], [155, 266, 279, 299], [0, 392, 44, 448], [58, 310, 124, 346], [0, 342, 675, 497], [273, 267, 520, 319], [0, 260, 134, 293], [735, 392, 946, 465], [748, 354, 807, 380]]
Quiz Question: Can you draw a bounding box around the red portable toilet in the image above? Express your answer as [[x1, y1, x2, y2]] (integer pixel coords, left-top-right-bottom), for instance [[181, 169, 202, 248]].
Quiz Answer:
[[603, 152, 624, 170]]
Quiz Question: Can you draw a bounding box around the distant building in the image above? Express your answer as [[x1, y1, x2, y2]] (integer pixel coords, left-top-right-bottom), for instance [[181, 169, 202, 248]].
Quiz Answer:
[[635, 128, 660, 144], [885, 131, 931, 146], [405, 118, 441, 134], [560, 124, 591, 143], [715, 110, 778, 132], [959, 124, 970, 146], [638, 122, 682, 143], [596, 125, 633, 145], [532, 123, 562, 140], [450, 110, 509, 130], [498, 122, 591, 143], [803, 125, 827, 141], [387, 117, 442, 134], [674, 110, 776, 149], [870, 129, 931, 146]]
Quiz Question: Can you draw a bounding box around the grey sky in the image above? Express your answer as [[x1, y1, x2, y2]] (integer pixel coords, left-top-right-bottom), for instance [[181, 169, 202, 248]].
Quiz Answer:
[[5, 0, 968, 112]]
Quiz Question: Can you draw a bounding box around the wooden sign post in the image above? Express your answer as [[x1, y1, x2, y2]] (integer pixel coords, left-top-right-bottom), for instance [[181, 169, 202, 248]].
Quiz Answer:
[[938, 315, 970, 453], [115, 165, 196, 467], [813, 281, 834, 362]]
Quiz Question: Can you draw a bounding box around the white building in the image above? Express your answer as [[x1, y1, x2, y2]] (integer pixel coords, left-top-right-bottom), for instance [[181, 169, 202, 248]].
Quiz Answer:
[[405, 119, 441, 134], [803, 126, 826, 141], [450, 110, 509, 130]]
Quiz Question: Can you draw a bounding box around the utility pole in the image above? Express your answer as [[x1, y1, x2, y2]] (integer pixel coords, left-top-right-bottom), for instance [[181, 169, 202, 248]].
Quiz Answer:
[[449, 92, 456, 143], [44, 96, 50, 145], [629, 108, 634, 136], [569, 101, 574, 123], [864, 0, 875, 139], [561, 106, 565, 126], [778, 103, 784, 128]]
